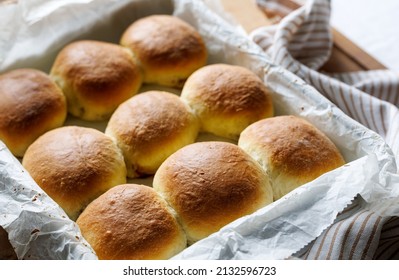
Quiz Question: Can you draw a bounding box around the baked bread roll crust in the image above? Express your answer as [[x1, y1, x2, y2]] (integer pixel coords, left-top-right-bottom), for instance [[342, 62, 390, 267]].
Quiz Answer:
[[238, 115, 345, 200], [153, 141, 273, 244], [76, 184, 187, 260], [22, 126, 127, 220], [181, 64, 274, 140], [120, 15, 207, 88], [0, 69, 66, 157], [105, 90, 199, 178], [50, 40, 142, 121]]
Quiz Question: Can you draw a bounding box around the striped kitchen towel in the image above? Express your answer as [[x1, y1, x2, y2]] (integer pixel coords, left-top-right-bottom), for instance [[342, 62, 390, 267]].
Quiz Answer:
[[250, 0, 399, 259], [293, 196, 399, 260]]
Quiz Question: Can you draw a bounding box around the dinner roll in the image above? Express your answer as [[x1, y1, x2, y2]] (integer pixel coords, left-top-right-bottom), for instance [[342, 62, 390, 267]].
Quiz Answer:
[[181, 64, 274, 140], [22, 126, 127, 220], [153, 141, 273, 244], [120, 15, 207, 88], [0, 69, 66, 157], [105, 90, 199, 178], [50, 40, 142, 121], [76, 184, 187, 260], [238, 115, 345, 200]]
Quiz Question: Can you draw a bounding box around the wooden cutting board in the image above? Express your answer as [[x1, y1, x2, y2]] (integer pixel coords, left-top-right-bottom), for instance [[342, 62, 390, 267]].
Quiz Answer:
[[220, 0, 387, 72]]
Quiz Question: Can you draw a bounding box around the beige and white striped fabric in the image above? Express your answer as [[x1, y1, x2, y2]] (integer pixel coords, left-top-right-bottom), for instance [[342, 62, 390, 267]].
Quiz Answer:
[[293, 197, 395, 260], [251, 0, 399, 259]]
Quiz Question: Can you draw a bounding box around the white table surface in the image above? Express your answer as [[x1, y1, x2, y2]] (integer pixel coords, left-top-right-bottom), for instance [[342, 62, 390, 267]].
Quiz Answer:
[[331, 0, 399, 71]]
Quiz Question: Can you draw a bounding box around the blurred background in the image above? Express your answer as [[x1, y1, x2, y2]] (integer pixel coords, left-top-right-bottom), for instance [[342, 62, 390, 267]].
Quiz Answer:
[[331, 0, 399, 71]]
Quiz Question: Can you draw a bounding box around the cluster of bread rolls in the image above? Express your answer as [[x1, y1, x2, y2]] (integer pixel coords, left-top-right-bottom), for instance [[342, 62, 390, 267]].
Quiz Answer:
[[0, 14, 346, 260], [0, 16, 205, 211], [77, 113, 345, 259], [77, 141, 273, 259]]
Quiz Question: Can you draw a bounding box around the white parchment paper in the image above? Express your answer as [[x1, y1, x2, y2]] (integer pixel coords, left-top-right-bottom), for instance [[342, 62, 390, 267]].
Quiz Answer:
[[1, 0, 399, 260]]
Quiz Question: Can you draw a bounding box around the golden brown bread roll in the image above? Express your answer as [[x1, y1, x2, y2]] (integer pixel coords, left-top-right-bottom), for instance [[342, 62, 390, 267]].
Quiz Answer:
[[120, 15, 207, 88], [153, 141, 273, 244], [22, 126, 127, 220], [0, 68, 67, 157], [76, 184, 187, 260], [50, 40, 142, 121], [180, 63, 274, 140], [105, 90, 199, 178], [238, 115, 345, 200]]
